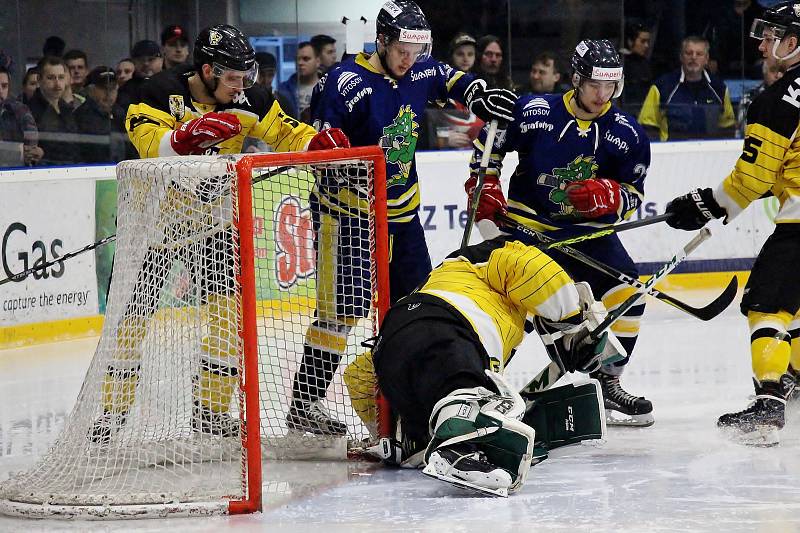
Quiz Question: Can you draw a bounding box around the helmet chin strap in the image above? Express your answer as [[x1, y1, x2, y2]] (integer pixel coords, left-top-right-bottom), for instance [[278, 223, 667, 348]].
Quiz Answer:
[[772, 36, 800, 62], [572, 76, 592, 114]]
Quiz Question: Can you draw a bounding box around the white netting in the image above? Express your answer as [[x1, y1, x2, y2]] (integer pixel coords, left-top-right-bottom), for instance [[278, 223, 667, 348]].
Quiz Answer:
[[0, 151, 383, 518]]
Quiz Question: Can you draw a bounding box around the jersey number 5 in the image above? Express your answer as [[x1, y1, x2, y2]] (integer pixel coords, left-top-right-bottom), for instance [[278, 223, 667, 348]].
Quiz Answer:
[[741, 137, 762, 164]]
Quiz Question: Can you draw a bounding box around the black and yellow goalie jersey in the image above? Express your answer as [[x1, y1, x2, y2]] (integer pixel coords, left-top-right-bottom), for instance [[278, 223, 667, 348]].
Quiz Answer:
[[418, 237, 582, 366], [126, 64, 316, 158], [716, 63, 800, 224]]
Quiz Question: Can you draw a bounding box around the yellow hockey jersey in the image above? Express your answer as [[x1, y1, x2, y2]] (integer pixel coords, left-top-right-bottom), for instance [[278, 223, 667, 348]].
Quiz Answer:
[[126, 64, 316, 158], [419, 237, 581, 366], [715, 63, 800, 223]]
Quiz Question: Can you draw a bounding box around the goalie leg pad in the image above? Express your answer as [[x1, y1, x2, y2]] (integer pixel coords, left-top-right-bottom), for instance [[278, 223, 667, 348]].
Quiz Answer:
[[423, 377, 535, 497], [521, 378, 606, 455]]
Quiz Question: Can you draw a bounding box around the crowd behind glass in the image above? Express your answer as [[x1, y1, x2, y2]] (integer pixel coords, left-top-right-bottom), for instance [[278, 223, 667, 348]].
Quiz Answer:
[[0, 0, 775, 169]]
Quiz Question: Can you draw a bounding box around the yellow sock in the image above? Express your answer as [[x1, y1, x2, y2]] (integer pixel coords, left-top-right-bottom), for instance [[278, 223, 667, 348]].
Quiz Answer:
[[749, 311, 792, 383]]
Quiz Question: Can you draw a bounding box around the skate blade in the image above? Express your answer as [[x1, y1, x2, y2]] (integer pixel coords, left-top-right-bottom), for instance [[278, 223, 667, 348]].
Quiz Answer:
[[718, 425, 780, 447], [605, 409, 654, 427], [421, 463, 509, 498]]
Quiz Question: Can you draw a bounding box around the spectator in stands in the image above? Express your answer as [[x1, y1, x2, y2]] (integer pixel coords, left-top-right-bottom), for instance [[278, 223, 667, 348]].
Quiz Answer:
[[428, 33, 482, 149], [63, 49, 89, 94], [19, 68, 38, 106], [75, 66, 126, 163], [0, 66, 43, 166], [449, 32, 477, 73], [310, 34, 337, 75], [27, 56, 78, 165], [161, 25, 191, 70], [61, 68, 85, 109], [115, 58, 134, 87], [472, 35, 514, 90], [620, 22, 653, 114], [277, 41, 319, 122], [703, 0, 764, 78], [638, 36, 735, 141], [255, 51, 277, 91], [117, 40, 163, 113], [736, 60, 785, 137], [521, 52, 563, 95], [42, 36, 65, 58]]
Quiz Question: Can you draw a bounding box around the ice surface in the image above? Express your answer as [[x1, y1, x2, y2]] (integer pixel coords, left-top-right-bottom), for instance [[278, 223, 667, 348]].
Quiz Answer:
[[2, 290, 800, 532]]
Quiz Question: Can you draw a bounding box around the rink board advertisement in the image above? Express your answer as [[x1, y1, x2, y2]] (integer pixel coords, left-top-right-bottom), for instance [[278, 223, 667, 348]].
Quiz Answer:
[[0, 180, 98, 325]]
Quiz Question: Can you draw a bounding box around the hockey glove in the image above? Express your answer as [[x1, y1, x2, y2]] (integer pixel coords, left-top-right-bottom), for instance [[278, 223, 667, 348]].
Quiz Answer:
[[465, 174, 507, 223], [464, 79, 516, 123], [566, 178, 621, 218], [170, 112, 242, 155], [308, 127, 351, 151], [665, 188, 727, 231]]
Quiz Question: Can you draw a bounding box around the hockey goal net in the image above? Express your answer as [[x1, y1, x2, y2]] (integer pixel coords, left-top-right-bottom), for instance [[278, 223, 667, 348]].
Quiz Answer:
[[0, 147, 389, 518]]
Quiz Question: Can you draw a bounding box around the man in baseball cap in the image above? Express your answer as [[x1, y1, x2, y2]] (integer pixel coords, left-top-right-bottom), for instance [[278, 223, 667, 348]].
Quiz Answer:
[[161, 24, 190, 69]]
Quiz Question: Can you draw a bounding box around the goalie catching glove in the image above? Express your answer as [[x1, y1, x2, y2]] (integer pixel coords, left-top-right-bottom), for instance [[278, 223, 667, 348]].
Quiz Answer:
[[464, 79, 516, 123], [464, 174, 507, 223], [566, 178, 621, 218], [532, 282, 627, 374], [170, 112, 242, 155], [665, 187, 726, 230], [422, 371, 535, 497]]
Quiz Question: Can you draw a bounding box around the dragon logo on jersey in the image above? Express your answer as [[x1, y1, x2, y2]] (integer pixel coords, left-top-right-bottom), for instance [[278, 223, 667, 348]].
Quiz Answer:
[[378, 105, 419, 187], [536, 155, 598, 214]]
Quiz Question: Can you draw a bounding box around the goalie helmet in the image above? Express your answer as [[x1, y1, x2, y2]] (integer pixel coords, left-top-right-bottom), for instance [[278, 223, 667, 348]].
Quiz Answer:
[[751, 2, 800, 60], [375, 0, 432, 62], [570, 39, 624, 99], [194, 24, 257, 88]]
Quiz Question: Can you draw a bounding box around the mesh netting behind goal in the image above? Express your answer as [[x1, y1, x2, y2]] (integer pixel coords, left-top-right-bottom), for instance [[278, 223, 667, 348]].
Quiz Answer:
[[0, 147, 389, 519]]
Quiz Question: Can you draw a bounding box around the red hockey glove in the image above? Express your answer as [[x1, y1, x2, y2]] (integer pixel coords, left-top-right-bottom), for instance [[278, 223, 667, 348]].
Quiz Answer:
[[170, 112, 242, 155], [566, 178, 621, 218], [465, 174, 507, 223], [308, 128, 351, 150]]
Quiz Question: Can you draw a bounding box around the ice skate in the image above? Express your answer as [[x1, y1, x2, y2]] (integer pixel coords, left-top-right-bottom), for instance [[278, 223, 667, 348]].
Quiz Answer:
[[423, 443, 513, 498], [717, 381, 785, 447], [192, 402, 240, 438], [591, 371, 654, 427], [286, 400, 348, 436]]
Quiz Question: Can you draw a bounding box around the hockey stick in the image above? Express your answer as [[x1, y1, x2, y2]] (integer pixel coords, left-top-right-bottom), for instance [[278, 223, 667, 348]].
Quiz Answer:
[[0, 234, 117, 287], [519, 227, 713, 395], [0, 166, 299, 287], [536, 213, 671, 250], [497, 213, 737, 321], [460, 119, 499, 253]]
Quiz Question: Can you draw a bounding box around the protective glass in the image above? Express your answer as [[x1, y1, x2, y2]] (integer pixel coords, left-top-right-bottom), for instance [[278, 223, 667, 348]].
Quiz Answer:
[[212, 62, 258, 89], [750, 19, 787, 41]]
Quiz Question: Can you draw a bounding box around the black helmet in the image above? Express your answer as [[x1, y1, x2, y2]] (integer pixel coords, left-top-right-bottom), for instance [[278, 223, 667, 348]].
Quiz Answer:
[[194, 24, 256, 72], [570, 39, 624, 98], [375, 1, 432, 61], [751, 2, 800, 50]]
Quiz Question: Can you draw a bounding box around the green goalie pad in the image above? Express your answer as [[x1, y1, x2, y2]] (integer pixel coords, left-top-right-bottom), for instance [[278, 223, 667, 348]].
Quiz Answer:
[[520, 378, 606, 460]]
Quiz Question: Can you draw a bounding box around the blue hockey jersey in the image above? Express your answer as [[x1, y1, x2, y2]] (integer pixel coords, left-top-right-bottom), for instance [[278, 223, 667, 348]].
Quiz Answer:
[[312, 52, 472, 222], [471, 90, 650, 234]]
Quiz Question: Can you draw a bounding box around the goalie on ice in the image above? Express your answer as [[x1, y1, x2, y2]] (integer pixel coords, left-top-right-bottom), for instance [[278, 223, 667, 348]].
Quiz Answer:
[[344, 236, 623, 496]]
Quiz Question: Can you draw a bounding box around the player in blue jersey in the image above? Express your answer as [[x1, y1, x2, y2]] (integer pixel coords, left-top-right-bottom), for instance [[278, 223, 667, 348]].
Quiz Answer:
[[287, 0, 518, 435], [465, 39, 655, 427]]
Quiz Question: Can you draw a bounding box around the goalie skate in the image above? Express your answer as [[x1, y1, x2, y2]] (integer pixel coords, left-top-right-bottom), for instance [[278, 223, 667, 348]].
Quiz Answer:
[[591, 371, 654, 427], [422, 444, 512, 498]]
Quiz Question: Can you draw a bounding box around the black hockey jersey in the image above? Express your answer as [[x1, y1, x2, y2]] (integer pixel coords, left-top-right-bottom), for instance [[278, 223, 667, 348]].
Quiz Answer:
[[126, 64, 316, 158], [715, 62, 800, 224]]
